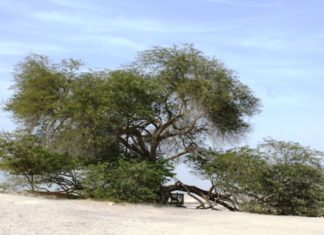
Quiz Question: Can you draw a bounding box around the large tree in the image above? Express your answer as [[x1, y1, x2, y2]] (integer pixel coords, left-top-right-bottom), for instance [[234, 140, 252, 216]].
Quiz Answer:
[[3, 44, 260, 208]]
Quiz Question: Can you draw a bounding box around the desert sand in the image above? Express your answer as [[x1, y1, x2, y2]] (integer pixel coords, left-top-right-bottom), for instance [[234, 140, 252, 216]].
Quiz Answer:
[[0, 193, 323, 235]]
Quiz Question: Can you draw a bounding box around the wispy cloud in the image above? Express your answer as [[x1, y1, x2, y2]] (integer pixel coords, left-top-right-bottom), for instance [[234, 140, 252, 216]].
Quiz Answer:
[[207, 0, 283, 8], [72, 35, 147, 50], [0, 41, 66, 56], [30, 10, 228, 34], [45, 0, 88, 9], [236, 34, 324, 53], [237, 37, 286, 50]]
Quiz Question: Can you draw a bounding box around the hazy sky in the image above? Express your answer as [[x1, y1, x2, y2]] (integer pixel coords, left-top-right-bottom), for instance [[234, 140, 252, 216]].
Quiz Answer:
[[0, 0, 323, 184]]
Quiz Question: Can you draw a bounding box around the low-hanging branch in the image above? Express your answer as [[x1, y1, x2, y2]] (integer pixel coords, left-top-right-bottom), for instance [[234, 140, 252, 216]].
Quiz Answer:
[[162, 180, 238, 211]]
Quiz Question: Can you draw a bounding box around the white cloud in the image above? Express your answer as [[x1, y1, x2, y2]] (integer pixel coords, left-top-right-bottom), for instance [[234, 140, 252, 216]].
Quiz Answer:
[[0, 41, 66, 56], [74, 35, 147, 50], [45, 0, 87, 8], [30, 10, 228, 34], [237, 37, 286, 50], [239, 35, 324, 53], [207, 0, 283, 8]]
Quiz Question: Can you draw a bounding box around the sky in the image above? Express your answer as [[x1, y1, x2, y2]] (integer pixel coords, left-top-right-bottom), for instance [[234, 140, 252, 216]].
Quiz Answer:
[[1, 0, 324, 186]]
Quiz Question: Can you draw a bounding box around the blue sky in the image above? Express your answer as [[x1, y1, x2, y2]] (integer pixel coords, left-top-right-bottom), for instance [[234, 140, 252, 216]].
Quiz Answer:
[[0, 0, 324, 183]]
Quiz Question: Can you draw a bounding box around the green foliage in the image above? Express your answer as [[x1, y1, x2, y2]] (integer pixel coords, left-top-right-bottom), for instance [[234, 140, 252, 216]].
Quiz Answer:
[[204, 148, 269, 203], [104, 70, 164, 123], [191, 139, 324, 216], [6, 45, 260, 164], [0, 133, 77, 191], [135, 44, 260, 137], [81, 160, 173, 203], [258, 139, 324, 216], [3, 44, 260, 203], [6, 55, 80, 126]]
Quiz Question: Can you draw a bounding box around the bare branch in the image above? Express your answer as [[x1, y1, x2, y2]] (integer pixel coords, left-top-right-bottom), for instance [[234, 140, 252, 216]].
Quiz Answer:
[[165, 149, 189, 161]]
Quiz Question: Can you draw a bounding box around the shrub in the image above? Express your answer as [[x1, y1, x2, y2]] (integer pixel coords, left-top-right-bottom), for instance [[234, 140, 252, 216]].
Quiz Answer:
[[193, 139, 324, 216], [259, 139, 324, 216], [0, 133, 79, 192], [81, 159, 173, 203]]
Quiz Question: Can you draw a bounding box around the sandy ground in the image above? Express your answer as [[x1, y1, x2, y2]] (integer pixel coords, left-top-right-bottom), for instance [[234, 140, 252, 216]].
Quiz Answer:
[[0, 193, 323, 235]]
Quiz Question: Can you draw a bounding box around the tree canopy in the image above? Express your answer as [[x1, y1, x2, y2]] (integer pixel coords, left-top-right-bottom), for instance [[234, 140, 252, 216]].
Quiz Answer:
[[5, 45, 260, 165]]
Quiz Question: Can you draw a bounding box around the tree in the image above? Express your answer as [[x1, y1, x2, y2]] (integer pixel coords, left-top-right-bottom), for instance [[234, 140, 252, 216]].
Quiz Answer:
[[189, 139, 324, 216], [2, 44, 260, 206]]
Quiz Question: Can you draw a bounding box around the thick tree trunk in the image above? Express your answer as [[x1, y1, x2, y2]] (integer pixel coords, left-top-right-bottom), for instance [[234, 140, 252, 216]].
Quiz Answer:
[[161, 181, 238, 211]]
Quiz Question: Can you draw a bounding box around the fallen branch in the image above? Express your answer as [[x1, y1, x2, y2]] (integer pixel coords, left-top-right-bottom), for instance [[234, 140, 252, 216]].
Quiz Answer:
[[161, 181, 237, 211]]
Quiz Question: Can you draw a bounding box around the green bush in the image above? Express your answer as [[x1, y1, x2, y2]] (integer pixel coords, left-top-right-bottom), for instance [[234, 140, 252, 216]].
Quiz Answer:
[[0, 133, 78, 192], [81, 159, 173, 203], [192, 139, 324, 216], [259, 140, 324, 216]]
